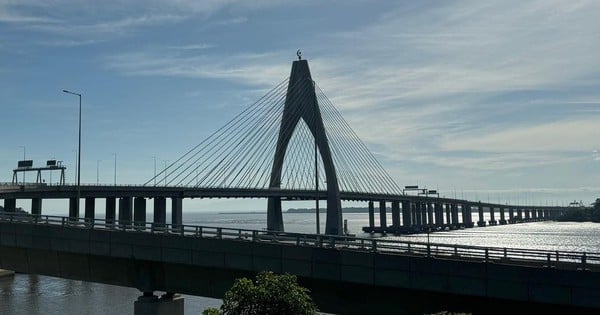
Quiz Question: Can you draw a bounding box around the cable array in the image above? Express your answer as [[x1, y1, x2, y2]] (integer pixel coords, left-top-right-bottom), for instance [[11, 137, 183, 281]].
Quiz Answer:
[[144, 77, 403, 195]]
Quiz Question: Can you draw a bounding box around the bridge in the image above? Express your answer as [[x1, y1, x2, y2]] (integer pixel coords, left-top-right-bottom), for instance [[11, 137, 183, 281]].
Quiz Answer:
[[0, 57, 586, 314]]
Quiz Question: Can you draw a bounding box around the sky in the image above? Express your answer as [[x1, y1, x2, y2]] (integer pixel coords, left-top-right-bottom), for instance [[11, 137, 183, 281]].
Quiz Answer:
[[1, 0, 599, 213]]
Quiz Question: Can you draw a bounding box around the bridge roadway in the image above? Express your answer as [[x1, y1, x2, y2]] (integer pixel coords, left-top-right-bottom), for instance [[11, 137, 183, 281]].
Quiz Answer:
[[0, 184, 568, 235], [0, 213, 598, 314]]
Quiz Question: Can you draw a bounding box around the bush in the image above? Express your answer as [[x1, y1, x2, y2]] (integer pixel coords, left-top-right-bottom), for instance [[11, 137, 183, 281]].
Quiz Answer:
[[204, 271, 319, 315]]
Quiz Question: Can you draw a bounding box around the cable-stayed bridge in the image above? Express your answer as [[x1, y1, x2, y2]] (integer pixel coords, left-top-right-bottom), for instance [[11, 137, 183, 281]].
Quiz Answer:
[[0, 57, 595, 314], [1, 57, 567, 236]]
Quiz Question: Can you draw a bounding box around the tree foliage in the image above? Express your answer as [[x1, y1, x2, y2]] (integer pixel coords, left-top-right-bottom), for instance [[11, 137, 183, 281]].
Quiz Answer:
[[217, 271, 319, 315]]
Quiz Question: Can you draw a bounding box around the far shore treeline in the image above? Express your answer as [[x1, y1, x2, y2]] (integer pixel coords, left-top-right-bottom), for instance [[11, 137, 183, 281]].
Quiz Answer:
[[557, 198, 600, 223]]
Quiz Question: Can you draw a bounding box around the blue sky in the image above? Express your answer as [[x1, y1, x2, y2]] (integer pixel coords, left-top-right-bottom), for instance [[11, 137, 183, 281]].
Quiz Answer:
[[1, 0, 599, 212]]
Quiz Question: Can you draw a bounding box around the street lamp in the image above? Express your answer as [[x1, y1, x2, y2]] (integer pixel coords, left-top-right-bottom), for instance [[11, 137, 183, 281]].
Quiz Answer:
[[18, 145, 25, 184], [96, 160, 101, 185], [112, 153, 117, 186], [63, 89, 82, 216]]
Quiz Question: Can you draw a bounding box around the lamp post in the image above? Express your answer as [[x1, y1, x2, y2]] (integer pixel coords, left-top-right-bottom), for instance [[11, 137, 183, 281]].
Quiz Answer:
[[112, 153, 117, 186], [63, 90, 82, 216], [96, 160, 101, 185], [18, 145, 25, 184]]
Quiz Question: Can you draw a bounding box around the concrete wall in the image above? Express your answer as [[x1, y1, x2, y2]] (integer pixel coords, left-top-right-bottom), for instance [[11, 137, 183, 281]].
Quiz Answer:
[[0, 221, 598, 314]]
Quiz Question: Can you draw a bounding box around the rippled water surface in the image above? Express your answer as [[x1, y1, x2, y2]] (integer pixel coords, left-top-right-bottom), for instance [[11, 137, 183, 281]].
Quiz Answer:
[[1, 212, 598, 314]]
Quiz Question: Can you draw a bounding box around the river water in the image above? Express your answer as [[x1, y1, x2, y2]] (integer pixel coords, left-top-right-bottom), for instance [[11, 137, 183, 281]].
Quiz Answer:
[[1, 211, 598, 314]]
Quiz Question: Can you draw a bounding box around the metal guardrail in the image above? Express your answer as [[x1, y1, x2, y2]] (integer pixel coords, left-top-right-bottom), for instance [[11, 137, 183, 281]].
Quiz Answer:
[[0, 212, 596, 271]]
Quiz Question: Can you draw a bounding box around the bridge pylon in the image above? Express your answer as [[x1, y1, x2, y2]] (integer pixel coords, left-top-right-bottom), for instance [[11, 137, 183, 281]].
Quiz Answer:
[[267, 59, 343, 235]]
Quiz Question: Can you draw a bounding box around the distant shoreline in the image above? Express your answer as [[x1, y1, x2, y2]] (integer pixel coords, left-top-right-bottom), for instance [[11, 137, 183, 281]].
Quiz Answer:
[[220, 207, 370, 215]]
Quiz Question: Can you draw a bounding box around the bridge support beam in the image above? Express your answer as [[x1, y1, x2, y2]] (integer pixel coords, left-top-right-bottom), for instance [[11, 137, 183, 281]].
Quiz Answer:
[[489, 206, 497, 225], [434, 203, 443, 228], [464, 204, 474, 227], [134, 197, 147, 230], [69, 197, 79, 221], [415, 203, 423, 227], [106, 197, 116, 226], [477, 205, 486, 227], [445, 204, 451, 228], [172, 197, 183, 232], [119, 197, 133, 228], [538, 209, 544, 220], [524, 209, 530, 221], [427, 203, 434, 226], [517, 208, 523, 222], [85, 197, 95, 223], [499, 208, 507, 224], [451, 204, 459, 227], [420, 203, 427, 228], [379, 201, 387, 229], [508, 207, 514, 223], [134, 292, 184, 315], [544, 209, 549, 219], [401, 201, 411, 229], [531, 209, 537, 221], [3, 198, 16, 212], [31, 198, 42, 216], [391, 201, 400, 228], [153, 197, 166, 230], [368, 201, 374, 229]]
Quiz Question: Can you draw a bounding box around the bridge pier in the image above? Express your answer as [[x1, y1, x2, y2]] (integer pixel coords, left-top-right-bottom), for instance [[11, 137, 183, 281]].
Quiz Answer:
[[414, 203, 422, 227], [134, 292, 184, 315], [451, 204, 459, 228], [119, 197, 133, 228], [434, 203, 443, 228], [391, 201, 400, 229], [69, 197, 79, 221], [524, 209, 531, 221], [401, 201, 411, 230], [517, 208, 523, 222], [106, 197, 116, 226], [420, 203, 427, 229], [427, 202, 434, 227], [489, 206, 497, 225], [134, 197, 147, 230], [538, 209, 544, 220], [445, 204, 451, 229], [3, 198, 16, 212], [85, 197, 95, 224], [499, 208, 507, 224], [544, 209, 549, 220], [31, 198, 42, 216], [379, 201, 387, 229], [153, 197, 167, 230], [368, 201, 374, 230], [172, 197, 183, 232], [531, 209, 537, 221], [477, 205, 486, 227]]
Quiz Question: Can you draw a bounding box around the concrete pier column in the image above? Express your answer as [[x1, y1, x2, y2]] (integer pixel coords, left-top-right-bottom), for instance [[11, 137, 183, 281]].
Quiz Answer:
[[84, 197, 95, 223], [368, 201, 374, 228], [465, 204, 474, 227], [420, 203, 427, 228], [445, 204, 451, 227], [477, 204, 486, 227], [391, 201, 400, 228], [524, 209, 530, 221], [134, 197, 147, 230], [427, 203, 434, 226], [516, 208, 523, 221], [499, 208, 507, 224], [69, 197, 79, 221], [544, 209, 549, 219], [451, 204, 459, 227], [415, 203, 422, 227], [119, 197, 133, 228], [134, 292, 184, 315], [401, 201, 411, 228], [31, 198, 42, 216], [106, 197, 116, 226], [379, 201, 387, 229], [508, 207, 514, 223], [171, 197, 183, 231], [153, 197, 166, 230], [489, 206, 497, 225], [434, 203, 443, 227], [538, 209, 543, 220], [531, 209, 537, 220], [3, 198, 16, 212]]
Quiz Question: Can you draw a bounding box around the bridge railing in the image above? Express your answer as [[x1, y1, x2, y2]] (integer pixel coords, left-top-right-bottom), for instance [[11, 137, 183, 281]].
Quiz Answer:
[[0, 212, 597, 271]]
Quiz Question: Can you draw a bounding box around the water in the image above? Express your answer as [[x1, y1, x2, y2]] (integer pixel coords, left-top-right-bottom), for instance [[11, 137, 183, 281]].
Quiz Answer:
[[1, 212, 598, 314]]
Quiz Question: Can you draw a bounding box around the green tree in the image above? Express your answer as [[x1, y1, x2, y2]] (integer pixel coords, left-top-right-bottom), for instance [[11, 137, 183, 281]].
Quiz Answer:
[[213, 271, 318, 315]]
